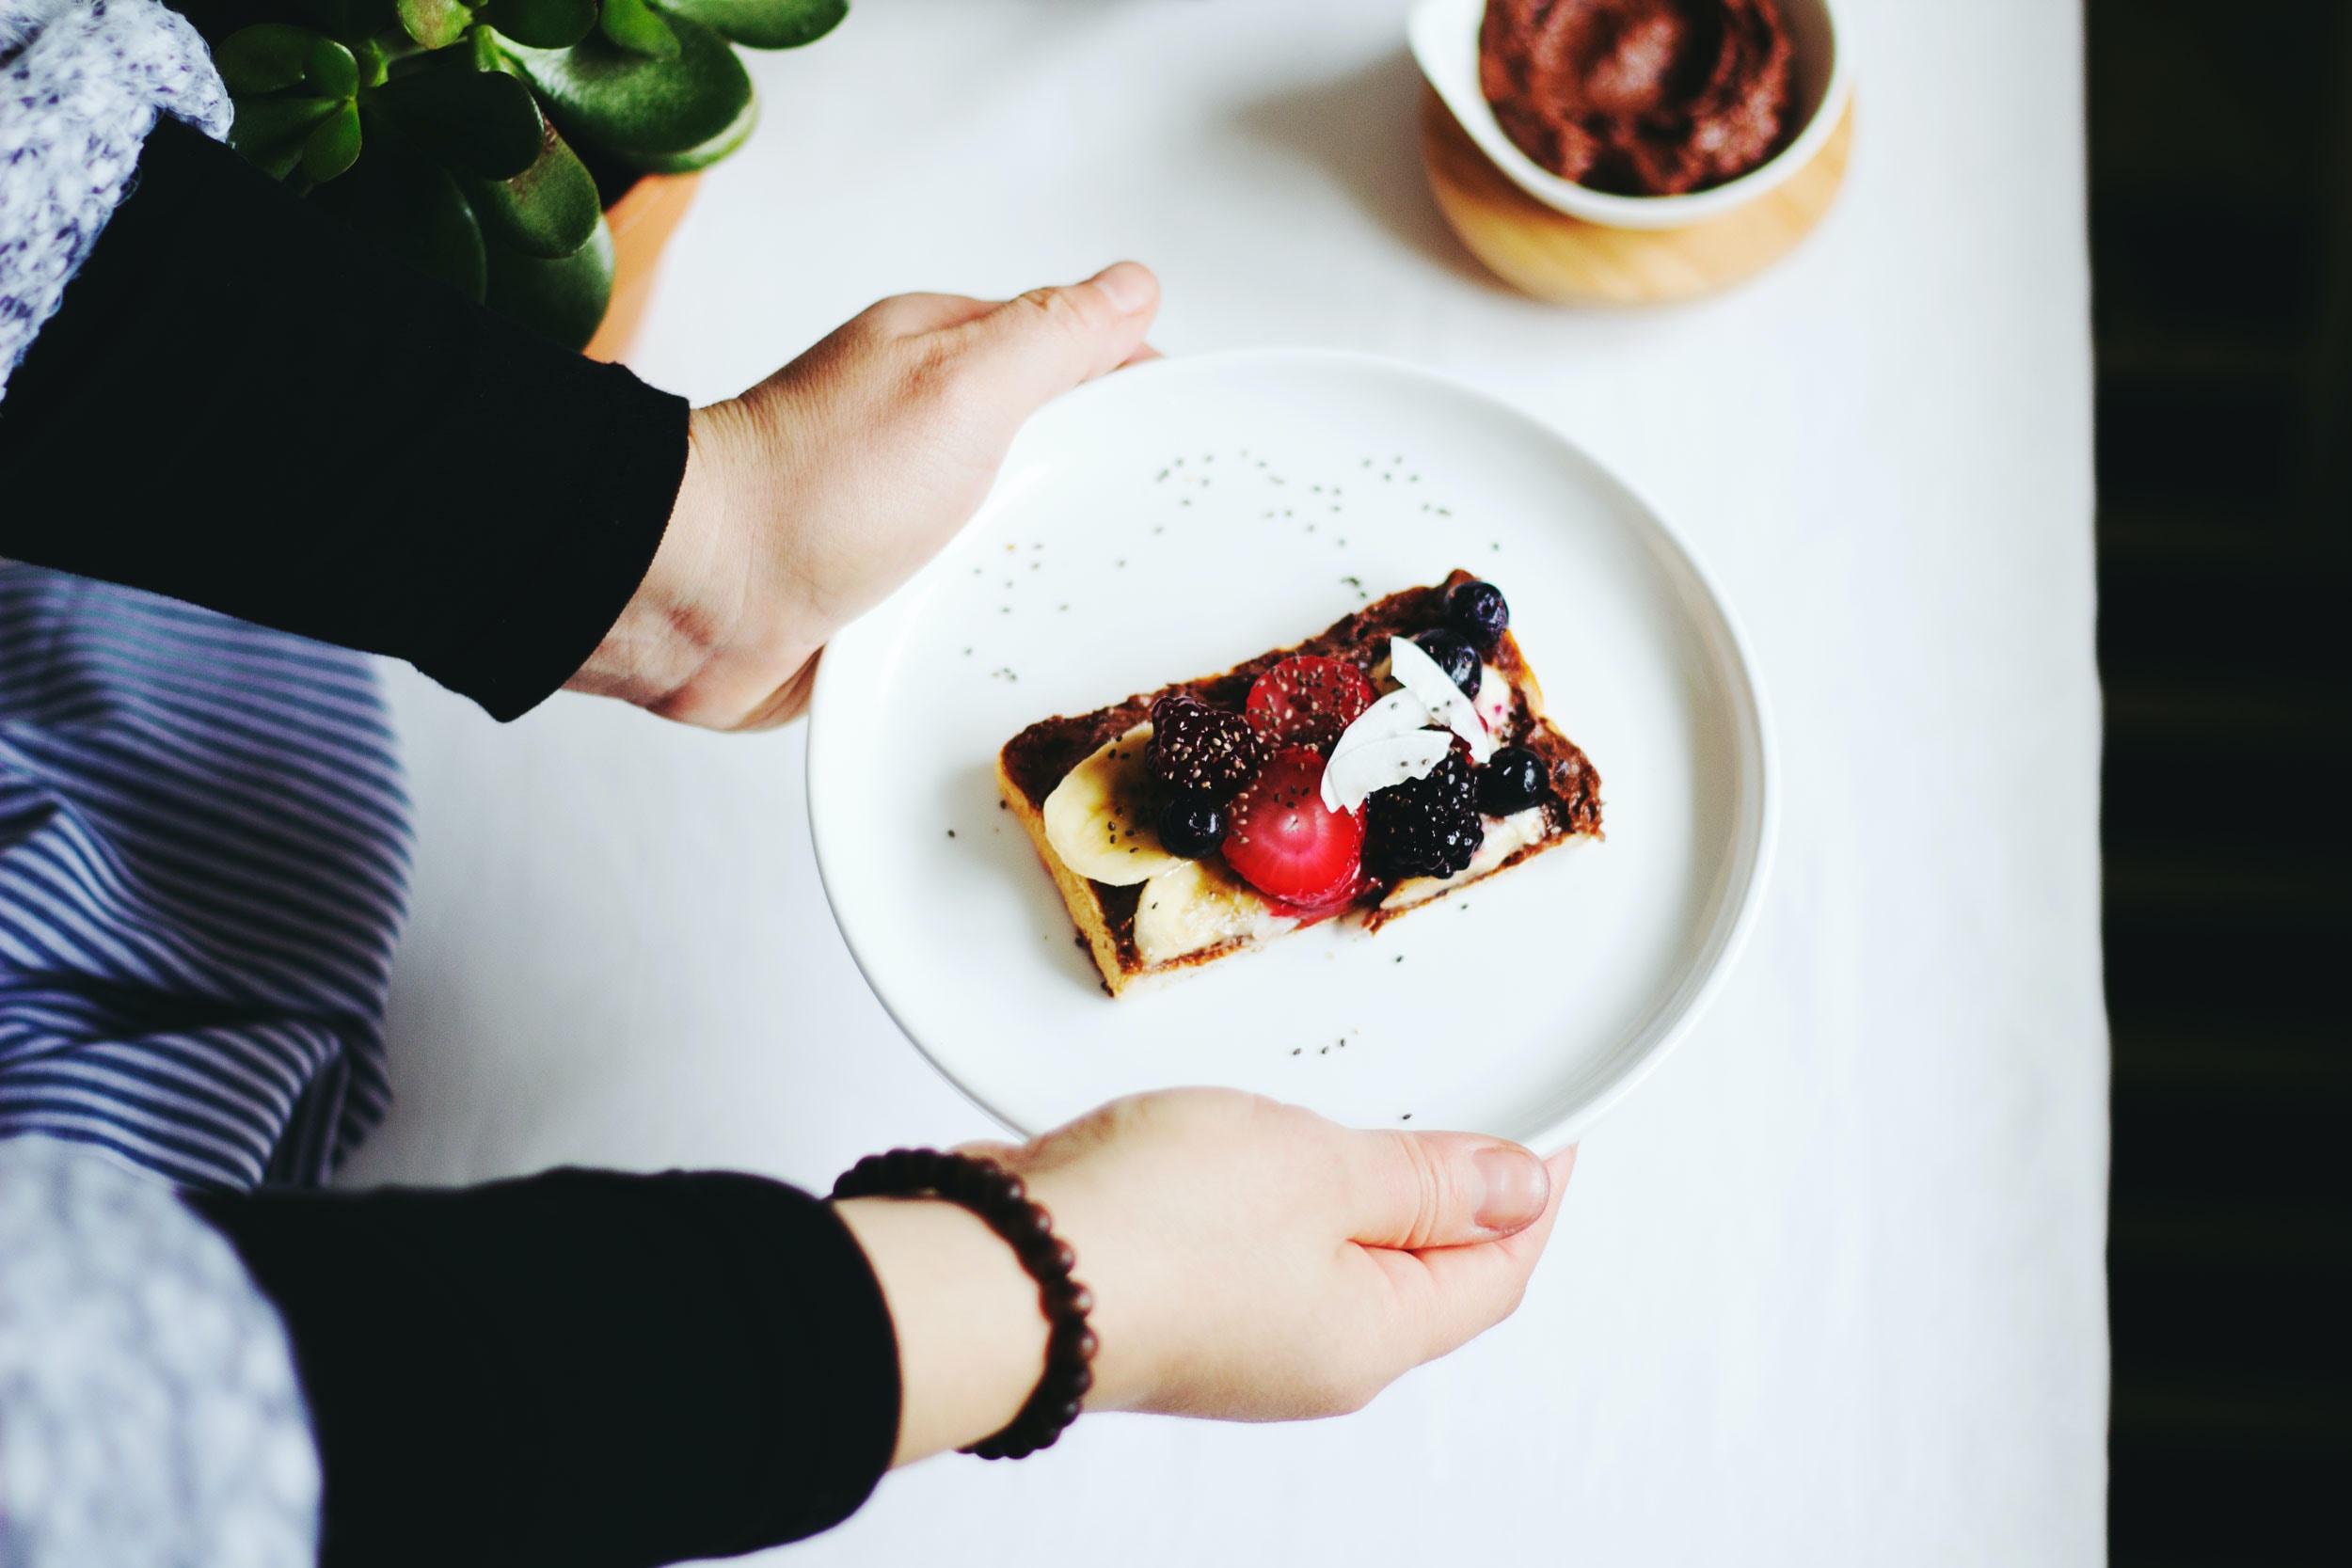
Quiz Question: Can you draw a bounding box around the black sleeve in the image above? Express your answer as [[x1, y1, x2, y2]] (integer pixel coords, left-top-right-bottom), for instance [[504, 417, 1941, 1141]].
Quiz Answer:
[[189, 1168, 900, 1568], [0, 117, 689, 721]]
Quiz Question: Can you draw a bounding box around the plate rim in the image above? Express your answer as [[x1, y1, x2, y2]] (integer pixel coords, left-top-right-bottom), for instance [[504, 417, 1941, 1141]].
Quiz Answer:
[[806, 345, 1778, 1151]]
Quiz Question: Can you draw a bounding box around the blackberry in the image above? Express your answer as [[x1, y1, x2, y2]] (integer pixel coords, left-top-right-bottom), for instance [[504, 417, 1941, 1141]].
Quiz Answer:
[[1156, 794, 1227, 859], [1365, 752, 1485, 879], [1147, 693, 1263, 800], [1444, 579, 1510, 649], [1475, 746, 1550, 815], [1413, 628, 1480, 695]]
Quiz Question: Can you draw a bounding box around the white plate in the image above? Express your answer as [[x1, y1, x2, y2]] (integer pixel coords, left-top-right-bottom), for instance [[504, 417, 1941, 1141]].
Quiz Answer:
[[807, 351, 1773, 1151]]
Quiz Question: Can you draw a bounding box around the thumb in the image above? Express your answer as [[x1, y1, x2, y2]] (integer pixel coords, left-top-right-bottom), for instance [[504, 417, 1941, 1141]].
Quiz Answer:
[[1343, 1129, 1552, 1251], [947, 262, 1161, 415]]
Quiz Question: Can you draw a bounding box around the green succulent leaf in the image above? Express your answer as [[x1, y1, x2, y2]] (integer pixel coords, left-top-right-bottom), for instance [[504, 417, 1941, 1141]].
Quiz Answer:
[[485, 215, 615, 350], [354, 37, 389, 89], [217, 25, 362, 101], [310, 119, 488, 301], [478, 0, 598, 49], [599, 0, 679, 60], [216, 25, 322, 95], [469, 22, 509, 72], [460, 120, 601, 259], [230, 95, 342, 180], [306, 37, 359, 100], [652, 0, 844, 51], [616, 80, 753, 172], [301, 98, 364, 182], [501, 18, 749, 158], [395, 0, 475, 49], [372, 59, 546, 180]]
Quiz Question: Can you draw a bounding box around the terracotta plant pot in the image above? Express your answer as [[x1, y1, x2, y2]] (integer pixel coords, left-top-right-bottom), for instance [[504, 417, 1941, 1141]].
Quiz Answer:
[[583, 172, 704, 364]]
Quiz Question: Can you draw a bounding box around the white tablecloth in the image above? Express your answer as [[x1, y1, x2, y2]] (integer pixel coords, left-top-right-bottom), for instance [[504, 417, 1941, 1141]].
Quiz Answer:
[[342, 2, 2109, 1561]]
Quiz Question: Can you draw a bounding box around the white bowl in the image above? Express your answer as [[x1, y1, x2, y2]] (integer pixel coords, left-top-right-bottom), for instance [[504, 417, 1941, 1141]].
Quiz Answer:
[[1409, 0, 1851, 231]]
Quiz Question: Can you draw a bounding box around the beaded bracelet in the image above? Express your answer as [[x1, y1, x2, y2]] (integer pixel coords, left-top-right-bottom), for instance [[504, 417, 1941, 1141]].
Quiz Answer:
[[831, 1148, 1097, 1459]]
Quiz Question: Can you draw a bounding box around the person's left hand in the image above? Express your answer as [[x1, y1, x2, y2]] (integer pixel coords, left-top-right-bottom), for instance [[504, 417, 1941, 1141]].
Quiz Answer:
[[565, 262, 1162, 728], [835, 1087, 1573, 1465]]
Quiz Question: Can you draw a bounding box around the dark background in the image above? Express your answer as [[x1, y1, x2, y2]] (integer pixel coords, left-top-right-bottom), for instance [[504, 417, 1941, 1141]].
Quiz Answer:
[[2090, 1, 2352, 1562]]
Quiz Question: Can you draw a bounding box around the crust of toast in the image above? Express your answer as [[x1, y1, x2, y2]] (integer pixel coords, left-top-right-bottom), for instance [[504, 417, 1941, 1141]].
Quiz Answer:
[[996, 754, 1277, 996], [998, 753, 1144, 995]]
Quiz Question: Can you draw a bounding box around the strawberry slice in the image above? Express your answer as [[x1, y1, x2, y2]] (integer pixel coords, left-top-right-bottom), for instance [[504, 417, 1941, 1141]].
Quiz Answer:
[[1222, 747, 1365, 904], [1269, 868, 1382, 927], [1245, 656, 1375, 753]]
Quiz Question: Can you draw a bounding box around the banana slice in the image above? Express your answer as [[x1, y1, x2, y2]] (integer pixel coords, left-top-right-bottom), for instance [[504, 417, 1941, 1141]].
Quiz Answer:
[[1472, 664, 1514, 734], [1134, 857, 1297, 966], [1042, 722, 1184, 885]]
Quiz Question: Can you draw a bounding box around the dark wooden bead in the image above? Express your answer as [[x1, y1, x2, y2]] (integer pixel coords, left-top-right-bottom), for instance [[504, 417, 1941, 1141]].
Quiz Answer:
[[838, 1148, 1091, 1461], [1021, 1235, 1076, 1277], [967, 1164, 1019, 1208]]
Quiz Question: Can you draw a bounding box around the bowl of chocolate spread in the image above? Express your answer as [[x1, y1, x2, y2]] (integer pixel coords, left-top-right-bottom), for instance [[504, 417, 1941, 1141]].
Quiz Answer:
[[1409, 0, 1850, 230]]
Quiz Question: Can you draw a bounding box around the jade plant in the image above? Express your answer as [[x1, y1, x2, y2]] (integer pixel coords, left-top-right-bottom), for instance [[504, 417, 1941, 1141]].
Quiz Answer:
[[198, 0, 845, 347]]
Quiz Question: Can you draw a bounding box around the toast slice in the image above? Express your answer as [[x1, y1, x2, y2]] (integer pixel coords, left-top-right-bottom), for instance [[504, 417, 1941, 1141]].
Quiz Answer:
[[997, 571, 1602, 996]]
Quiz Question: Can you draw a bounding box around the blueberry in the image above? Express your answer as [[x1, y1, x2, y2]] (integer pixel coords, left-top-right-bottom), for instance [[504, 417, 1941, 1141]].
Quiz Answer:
[[1412, 628, 1480, 695], [1445, 579, 1510, 649], [1157, 794, 1227, 858], [1475, 746, 1549, 815]]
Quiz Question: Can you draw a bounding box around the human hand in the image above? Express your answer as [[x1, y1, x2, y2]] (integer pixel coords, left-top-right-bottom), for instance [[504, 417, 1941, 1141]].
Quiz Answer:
[[834, 1088, 1572, 1464], [565, 262, 1162, 728]]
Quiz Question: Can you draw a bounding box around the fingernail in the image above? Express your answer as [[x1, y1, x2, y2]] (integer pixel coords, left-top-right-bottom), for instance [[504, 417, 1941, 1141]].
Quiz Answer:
[[1473, 1147, 1549, 1232], [1089, 262, 1154, 313]]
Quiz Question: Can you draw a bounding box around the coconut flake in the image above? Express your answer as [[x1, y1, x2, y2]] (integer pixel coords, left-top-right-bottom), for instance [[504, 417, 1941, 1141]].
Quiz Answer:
[[1323, 689, 1439, 809], [1338, 688, 1435, 748], [1318, 642, 1499, 810], [1387, 635, 1494, 762], [1322, 730, 1458, 813]]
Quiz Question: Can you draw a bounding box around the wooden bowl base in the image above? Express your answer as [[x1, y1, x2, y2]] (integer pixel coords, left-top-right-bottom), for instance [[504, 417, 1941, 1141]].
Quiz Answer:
[[1420, 87, 1852, 305]]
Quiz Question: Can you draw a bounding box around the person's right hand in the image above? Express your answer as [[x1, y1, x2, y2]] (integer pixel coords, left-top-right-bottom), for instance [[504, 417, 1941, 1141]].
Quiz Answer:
[[565, 263, 1161, 730], [834, 1088, 1573, 1463]]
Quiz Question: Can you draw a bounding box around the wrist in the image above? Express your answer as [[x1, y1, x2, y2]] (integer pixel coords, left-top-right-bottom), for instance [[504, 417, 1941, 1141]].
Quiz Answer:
[[564, 409, 734, 711], [566, 403, 828, 729], [1006, 1174, 1154, 1415], [833, 1195, 1051, 1465]]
